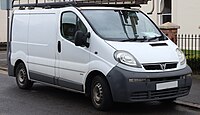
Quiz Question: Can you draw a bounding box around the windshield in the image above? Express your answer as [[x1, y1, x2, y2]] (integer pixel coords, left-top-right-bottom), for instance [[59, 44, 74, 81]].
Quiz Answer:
[[82, 9, 165, 42]]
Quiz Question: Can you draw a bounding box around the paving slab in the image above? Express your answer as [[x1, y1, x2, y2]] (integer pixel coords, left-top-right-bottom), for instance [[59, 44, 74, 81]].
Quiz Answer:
[[176, 76, 200, 109]]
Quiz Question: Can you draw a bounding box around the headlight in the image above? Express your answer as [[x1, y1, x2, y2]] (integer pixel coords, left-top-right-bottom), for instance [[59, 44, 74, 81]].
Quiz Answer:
[[176, 48, 186, 65], [114, 50, 141, 67]]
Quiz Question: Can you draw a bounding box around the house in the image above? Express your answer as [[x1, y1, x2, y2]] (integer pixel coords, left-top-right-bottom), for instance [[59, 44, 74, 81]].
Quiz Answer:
[[140, 0, 200, 35]]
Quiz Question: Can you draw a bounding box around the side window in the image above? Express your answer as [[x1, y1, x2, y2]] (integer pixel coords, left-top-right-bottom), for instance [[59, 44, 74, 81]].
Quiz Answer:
[[61, 12, 87, 42]]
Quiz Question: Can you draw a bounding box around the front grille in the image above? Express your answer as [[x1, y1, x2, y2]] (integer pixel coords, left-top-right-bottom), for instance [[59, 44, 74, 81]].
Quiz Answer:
[[143, 64, 161, 70], [130, 87, 190, 100], [149, 76, 181, 82], [143, 62, 177, 70], [166, 63, 177, 69], [151, 87, 189, 98]]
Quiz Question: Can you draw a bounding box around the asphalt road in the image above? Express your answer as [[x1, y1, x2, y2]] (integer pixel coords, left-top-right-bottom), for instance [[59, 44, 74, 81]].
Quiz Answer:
[[0, 73, 200, 115], [0, 51, 7, 68]]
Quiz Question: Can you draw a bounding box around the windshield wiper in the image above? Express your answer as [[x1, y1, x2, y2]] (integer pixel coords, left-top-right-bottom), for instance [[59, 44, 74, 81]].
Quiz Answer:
[[147, 36, 162, 42], [121, 36, 162, 42], [121, 36, 148, 42], [120, 38, 138, 42]]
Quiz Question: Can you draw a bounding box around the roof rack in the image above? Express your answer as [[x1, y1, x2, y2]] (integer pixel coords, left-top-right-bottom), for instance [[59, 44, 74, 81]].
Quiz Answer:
[[12, 0, 150, 9]]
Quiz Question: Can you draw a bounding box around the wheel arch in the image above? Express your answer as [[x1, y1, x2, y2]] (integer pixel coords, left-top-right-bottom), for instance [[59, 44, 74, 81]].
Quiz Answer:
[[14, 59, 26, 77], [85, 70, 112, 98]]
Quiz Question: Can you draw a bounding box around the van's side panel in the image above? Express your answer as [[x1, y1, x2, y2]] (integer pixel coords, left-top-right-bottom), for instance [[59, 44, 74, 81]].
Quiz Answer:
[[28, 12, 57, 84], [11, 12, 30, 72]]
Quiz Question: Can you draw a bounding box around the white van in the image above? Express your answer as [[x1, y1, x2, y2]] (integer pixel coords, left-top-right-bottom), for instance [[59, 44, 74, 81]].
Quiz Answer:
[[8, 2, 192, 110]]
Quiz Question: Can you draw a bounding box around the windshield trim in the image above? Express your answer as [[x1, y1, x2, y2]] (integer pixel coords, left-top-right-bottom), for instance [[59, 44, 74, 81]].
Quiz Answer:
[[80, 9, 166, 42]]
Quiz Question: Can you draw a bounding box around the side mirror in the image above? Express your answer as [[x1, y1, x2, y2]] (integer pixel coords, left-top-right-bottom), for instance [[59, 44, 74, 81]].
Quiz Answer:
[[74, 31, 90, 48]]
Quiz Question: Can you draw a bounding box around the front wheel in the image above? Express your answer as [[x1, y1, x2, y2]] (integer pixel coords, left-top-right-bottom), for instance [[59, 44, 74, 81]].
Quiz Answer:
[[15, 63, 33, 89], [91, 75, 113, 111]]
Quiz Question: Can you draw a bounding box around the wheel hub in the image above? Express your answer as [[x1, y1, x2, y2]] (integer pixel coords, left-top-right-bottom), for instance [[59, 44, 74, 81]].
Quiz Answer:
[[18, 69, 26, 83], [93, 82, 103, 106]]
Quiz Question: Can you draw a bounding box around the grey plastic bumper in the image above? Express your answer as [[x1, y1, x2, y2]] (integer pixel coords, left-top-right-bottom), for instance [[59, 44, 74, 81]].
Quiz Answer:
[[106, 65, 192, 103]]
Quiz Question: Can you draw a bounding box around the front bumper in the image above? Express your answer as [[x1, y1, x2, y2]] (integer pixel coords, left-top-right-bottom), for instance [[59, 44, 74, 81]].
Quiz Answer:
[[106, 65, 192, 103]]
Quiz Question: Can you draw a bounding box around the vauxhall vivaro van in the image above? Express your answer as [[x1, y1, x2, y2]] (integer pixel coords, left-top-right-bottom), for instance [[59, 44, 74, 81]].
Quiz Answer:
[[8, 1, 192, 110]]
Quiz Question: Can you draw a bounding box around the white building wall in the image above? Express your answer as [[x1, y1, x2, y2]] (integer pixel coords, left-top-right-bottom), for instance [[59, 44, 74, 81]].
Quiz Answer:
[[173, 0, 200, 35], [0, 10, 7, 42], [140, 0, 200, 35]]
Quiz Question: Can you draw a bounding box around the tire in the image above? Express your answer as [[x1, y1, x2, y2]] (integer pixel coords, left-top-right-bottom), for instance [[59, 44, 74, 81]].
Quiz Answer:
[[15, 63, 33, 89], [91, 75, 113, 111]]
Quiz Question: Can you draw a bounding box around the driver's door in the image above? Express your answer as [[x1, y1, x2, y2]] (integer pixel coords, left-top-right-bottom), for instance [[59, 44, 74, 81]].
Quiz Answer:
[[56, 11, 90, 92]]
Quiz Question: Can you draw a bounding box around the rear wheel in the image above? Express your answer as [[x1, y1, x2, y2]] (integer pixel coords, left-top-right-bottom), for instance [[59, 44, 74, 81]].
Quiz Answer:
[[15, 63, 33, 89], [91, 75, 113, 111]]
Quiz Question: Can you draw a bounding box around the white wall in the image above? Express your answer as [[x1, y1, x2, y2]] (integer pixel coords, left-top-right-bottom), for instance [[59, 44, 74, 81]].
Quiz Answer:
[[141, 0, 200, 35], [0, 10, 7, 42], [173, 0, 200, 35]]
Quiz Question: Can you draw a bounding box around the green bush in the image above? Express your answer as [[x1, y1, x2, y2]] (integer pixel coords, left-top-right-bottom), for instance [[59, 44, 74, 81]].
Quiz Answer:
[[187, 57, 200, 74]]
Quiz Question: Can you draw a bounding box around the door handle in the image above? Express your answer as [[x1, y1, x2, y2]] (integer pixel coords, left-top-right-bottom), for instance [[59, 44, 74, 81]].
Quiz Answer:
[[58, 41, 61, 53]]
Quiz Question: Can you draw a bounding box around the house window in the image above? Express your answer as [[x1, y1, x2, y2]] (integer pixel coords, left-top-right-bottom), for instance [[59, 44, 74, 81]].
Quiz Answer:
[[161, 0, 171, 24]]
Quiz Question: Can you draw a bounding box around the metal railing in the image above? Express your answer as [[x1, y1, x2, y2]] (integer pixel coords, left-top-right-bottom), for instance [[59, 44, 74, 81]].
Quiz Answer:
[[178, 34, 200, 75], [12, 0, 150, 8]]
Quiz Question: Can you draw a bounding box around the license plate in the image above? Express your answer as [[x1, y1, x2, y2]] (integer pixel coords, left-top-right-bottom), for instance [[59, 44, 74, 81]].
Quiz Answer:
[[156, 81, 178, 90]]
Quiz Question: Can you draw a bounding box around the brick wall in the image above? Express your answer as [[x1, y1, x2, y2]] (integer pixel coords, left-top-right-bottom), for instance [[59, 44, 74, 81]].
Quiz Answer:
[[160, 22, 180, 44], [161, 29, 178, 44]]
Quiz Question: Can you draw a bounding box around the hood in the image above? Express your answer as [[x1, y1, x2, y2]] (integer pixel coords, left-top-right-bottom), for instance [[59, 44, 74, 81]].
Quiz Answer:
[[106, 40, 179, 64]]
